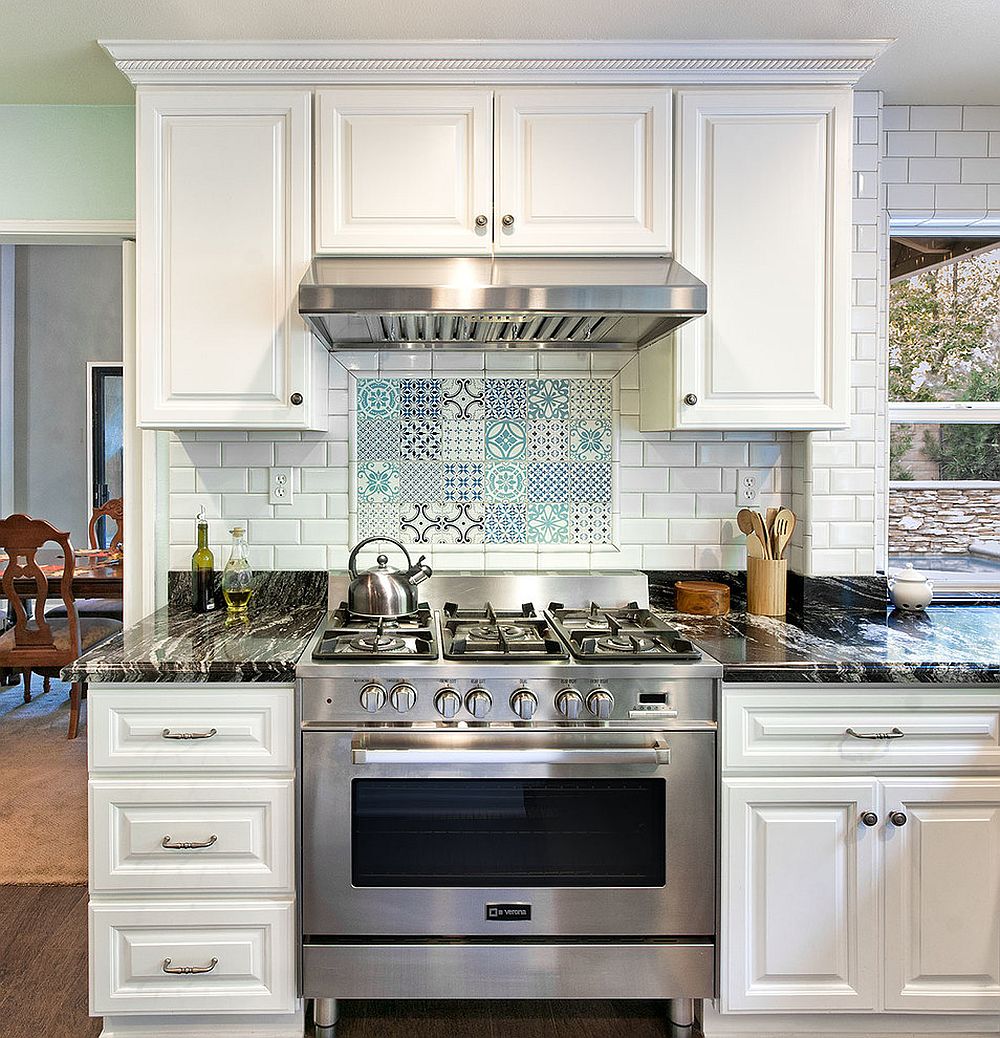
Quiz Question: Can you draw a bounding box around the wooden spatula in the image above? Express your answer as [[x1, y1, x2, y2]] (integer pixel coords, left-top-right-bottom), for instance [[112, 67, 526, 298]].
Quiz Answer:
[[765, 507, 778, 556], [771, 508, 796, 560]]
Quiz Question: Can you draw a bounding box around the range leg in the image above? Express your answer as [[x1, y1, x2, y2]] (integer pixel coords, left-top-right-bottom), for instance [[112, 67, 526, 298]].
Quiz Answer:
[[314, 997, 339, 1036], [667, 998, 695, 1028]]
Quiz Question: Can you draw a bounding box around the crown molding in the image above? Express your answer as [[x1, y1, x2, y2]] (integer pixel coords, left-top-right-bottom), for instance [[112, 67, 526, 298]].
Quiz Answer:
[[100, 39, 893, 87]]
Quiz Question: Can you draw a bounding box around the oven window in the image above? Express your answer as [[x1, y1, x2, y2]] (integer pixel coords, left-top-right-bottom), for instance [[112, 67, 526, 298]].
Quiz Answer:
[[352, 779, 665, 887]]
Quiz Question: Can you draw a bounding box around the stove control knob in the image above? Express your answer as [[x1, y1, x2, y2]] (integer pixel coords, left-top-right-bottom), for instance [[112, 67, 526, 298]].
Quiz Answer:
[[587, 687, 615, 720], [510, 687, 538, 720], [359, 682, 386, 713], [555, 687, 584, 719], [390, 682, 417, 713], [434, 686, 462, 719], [466, 687, 493, 719]]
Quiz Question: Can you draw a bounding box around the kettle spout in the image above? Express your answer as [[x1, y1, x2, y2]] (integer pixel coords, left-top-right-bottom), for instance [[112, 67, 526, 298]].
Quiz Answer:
[[407, 555, 433, 586]]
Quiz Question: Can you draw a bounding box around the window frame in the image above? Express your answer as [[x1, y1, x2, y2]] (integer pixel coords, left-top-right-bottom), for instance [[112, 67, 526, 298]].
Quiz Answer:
[[888, 229, 1000, 593]]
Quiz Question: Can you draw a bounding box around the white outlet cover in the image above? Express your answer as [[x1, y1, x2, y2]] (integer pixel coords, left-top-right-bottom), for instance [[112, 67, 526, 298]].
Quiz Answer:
[[269, 466, 294, 506], [736, 469, 761, 506]]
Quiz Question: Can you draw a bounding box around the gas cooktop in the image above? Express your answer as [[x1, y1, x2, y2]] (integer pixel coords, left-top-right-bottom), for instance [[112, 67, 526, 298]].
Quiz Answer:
[[547, 601, 702, 662]]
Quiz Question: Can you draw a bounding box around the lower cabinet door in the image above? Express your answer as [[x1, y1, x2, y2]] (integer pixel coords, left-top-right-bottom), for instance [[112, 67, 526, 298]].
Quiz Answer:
[[724, 779, 879, 1012], [90, 899, 295, 1015], [882, 778, 1000, 1011]]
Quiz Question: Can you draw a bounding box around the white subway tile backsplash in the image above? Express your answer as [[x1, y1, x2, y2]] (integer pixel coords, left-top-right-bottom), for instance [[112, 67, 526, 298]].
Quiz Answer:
[[301, 468, 349, 493], [274, 545, 328, 569], [885, 130, 936, 157], [964, 107, 1000, 131], [641, 493, 696, 518], [643, 441, 696, 467], [195, 468, 248, 494], [669, 518, 721, 544], [697, 442, 749, 467], [274, 441, 328, 467], [908, 105, 963, 131], [906, 157, 961, 183], [247, 518, 300, 544], [962, 157, 1000, 183], [221, 441, 273, 467], [935, 131, 989, 157], [619, 518, 668, 543], [641, 545, 695, 568], [169, 439, 222, 468], [668, 468, 723, 493], [619, 467, 669, 493]]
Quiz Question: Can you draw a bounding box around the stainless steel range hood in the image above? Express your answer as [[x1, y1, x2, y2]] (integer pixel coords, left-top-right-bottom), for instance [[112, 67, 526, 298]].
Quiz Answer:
[[298, 256, 707, 351]]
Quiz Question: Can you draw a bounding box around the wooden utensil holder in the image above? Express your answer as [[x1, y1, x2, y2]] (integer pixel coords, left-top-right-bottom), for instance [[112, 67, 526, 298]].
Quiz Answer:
[[747, 557, 788, 616]]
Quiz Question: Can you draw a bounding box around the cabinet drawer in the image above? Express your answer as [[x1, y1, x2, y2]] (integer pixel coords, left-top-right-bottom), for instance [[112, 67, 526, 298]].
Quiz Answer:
[[90, 899, 295, 1015], [90, 779, 293, 893], [724, 687, 1000, 773], [88, 686, 294, 772]]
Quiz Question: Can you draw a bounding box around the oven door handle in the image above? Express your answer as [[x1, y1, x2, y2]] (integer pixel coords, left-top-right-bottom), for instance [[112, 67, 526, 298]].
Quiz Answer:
[[351, 742, 670, 766]]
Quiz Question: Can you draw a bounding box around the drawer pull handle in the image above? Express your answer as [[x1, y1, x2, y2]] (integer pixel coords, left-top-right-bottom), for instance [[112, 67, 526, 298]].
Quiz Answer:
[[846, 726, 904, 740], [161, 834, 218, 850], [162, 957, 218, 975], [161, 728, 218, 740]]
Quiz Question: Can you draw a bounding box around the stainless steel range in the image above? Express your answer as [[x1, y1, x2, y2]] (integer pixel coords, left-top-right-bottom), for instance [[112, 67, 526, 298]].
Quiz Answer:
[[296, 572, 721, 1036]]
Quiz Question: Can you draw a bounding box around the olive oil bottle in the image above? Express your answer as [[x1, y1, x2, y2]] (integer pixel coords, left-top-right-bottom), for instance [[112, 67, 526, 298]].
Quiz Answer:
[[222, 526, 254, 616], [191, 506, 217, 613]]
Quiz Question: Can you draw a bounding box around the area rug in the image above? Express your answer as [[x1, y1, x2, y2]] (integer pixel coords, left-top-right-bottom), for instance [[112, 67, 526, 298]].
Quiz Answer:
[[0, 678, 88, 883]]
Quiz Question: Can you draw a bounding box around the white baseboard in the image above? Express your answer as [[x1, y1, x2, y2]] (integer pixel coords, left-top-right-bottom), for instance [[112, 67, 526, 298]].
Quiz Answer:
[[99, 1007, 304, 1038], [703, 1003, 1000, 1035]]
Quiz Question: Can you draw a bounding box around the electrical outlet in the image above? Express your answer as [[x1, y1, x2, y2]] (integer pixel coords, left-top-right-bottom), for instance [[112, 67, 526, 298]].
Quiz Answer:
[[737, 470, 761, 506], [269, 467, 294, 505]]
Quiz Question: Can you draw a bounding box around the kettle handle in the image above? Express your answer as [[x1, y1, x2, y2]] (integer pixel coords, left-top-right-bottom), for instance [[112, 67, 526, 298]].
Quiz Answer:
[[348, 536, 412, 579]]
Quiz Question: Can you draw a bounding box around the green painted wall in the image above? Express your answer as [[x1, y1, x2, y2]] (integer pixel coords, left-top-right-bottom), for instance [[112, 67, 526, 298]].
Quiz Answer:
[[0, 106, 134, 222]]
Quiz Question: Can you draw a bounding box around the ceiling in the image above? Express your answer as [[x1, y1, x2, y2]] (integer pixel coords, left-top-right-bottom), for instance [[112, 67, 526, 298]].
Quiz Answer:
[[1, 0, 999, 106]]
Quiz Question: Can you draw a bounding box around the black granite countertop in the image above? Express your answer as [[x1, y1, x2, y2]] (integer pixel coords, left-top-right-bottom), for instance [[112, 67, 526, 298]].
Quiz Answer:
[[662, 604, 1000, 684], [63, 572, 327, 684]]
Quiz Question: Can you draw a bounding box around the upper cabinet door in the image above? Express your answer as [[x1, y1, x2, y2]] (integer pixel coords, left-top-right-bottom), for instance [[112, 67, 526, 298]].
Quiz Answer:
[[315, 88, 493, 254], [495, 88, 671, 254], [882, 779, 1000, 1012], [137, 89, 323, 430], [652, 88, 851, 430]]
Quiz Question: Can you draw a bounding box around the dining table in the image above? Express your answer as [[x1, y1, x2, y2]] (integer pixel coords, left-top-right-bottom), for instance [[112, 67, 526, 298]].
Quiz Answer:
[[0, 549, 124, 603]]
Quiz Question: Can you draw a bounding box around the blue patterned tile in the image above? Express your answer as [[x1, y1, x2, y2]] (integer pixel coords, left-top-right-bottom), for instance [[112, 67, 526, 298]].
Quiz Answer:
[[357, 503, 400, 539], [526, 502, 570, 544], [399, 378, 441, 420], [443, 463, 484, 502], [570, 420, 612, 461], [485, 502, 527, 544], [485, 420, 527, 460], [526, 378, 570, 419], [400, 419, 442, 461], [357, 462, 400, 503], [356, 416, 400, 462], [399, 461, 443, 502], [484, 461, 526, 501], [357, 378, 399, 419], [527, 462, 570, 503], [442, 420, 484, 461], [570, 462, 613, 504], [571, 503, 612, 544], [484, 378, 527, 419], [569, 379, 612, 420], [528, 420, 569, 461], [400, 502, 484, 545], [441, 378, 485, 420]]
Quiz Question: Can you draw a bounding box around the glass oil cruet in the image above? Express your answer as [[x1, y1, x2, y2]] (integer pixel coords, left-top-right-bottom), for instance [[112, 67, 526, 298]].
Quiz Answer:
[[221, 526, 254, 616]]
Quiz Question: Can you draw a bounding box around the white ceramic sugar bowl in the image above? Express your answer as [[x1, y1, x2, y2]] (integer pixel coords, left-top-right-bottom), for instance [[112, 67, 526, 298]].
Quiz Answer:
[[889, 563, 934, 612]]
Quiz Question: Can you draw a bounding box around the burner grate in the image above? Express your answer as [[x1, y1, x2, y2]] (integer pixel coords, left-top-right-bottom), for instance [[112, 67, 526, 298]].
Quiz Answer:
[[441, 600, 568, 661], [546, 602, 701, 662]]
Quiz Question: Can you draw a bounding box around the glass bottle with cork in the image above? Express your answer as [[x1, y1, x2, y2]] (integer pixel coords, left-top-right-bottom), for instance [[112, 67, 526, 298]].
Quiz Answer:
[[191, 506, 217, 613], [222, 526, 254, 615]]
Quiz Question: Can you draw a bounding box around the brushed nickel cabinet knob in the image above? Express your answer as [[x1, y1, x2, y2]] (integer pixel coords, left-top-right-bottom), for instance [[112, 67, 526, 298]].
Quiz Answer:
[[475, 214, 489, 228], [683, 393, 698, 406], [501, 214, 515, 227]]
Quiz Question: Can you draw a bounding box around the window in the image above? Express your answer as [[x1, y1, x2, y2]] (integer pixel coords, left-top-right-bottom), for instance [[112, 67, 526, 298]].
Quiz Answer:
[[889, 236, 1000, 588]]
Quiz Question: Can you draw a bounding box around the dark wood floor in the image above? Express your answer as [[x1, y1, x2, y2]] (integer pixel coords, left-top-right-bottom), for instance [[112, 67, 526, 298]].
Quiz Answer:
[[333, 999, 673, 1037], [0, 883, 672, 1037], [0, 884, 100, 1038]]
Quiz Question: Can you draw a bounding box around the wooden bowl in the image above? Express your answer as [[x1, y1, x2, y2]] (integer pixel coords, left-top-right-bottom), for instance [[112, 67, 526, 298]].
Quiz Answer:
[[674, 580, 730, 616]]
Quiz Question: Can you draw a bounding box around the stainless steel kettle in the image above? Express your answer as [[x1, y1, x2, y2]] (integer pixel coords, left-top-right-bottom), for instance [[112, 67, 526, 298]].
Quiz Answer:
[[347, 537, 432, 618]]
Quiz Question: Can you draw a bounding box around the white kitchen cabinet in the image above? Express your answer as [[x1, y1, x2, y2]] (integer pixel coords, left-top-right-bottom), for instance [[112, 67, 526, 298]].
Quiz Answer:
[[315, 88, 493, 254], [724, 778, 879, 1012], [494, 87, 671, 254], [882, 779, 1000, 1011], [722, 686, 1000, 1019], [314, 86, 670, 256], [640, 87, 852, 430], [137, 88, 325, 430]]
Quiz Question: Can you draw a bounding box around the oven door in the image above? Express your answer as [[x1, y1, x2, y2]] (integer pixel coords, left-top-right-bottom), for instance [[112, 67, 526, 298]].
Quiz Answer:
[[301, 727, 715, 937]]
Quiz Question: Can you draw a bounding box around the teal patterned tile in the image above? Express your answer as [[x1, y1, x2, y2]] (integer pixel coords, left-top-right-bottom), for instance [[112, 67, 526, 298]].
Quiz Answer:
[[527, 462, 570, 502], [527, 378, 570, 419], [484, 461, 526, 501], [442, 420, 484, 461], [528, 420, 569, 461], [569, 379, 612, 420], [570, 420, 612, 461], [570, 462, 613, 504], [357, 378, 399, 418], [571, 503, 612, 544], [484, 378, 527, 418], [357, 462, 401, 503], [485, 420, 528, 460], [526, 502, 571, 544], [399, 461, 443, 501], [357, 416, 400, 462], [485, 502, 527, 544], [443, 463, 484, 502]]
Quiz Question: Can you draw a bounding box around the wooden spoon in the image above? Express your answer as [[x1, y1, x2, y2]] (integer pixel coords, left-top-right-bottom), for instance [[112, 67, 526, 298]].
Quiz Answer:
[[746, 531, 767, 560], [749, 510, 772, 559], [771, 508, 797, 560], [736, 509, 756, 538], [765, 507, 778, 556]]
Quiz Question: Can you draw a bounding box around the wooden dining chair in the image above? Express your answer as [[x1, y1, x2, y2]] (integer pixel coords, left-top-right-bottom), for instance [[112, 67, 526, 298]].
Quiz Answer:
[[0, 514, 123, 738], [48, 497, 124, 622]]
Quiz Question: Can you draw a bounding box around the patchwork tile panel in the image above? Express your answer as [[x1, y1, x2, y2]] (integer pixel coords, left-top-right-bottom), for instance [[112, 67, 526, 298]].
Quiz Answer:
[[355, 377, 614, 545]]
